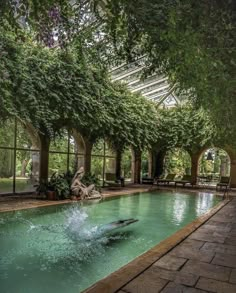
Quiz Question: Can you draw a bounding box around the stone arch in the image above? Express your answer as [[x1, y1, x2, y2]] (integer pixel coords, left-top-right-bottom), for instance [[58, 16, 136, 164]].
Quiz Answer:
[[131, 147, 141, 183], [16, 121, 41, 188], [191, 145, 233, 186], [21, 121, 41, 150], [71, 129, 86, 172], [72, 129, 86, 154]]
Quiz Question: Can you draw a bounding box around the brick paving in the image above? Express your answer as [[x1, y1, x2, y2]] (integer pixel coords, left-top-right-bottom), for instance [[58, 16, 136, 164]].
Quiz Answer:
[[120, 198, 236, 293]]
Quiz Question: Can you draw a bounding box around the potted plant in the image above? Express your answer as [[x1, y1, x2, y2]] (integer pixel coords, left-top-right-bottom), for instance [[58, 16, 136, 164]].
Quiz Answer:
[[35, 171, 73, 200], [35, 179, 56, 200], [49, 172, 71, 200]]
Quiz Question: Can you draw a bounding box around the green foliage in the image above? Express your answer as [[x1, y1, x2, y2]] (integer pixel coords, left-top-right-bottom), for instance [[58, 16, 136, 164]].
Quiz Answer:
[[164, 149, 191, 177], [0, 28, 160, 150], [155, 106, 216, 153], [98, 0, 236, 142], [81, 172, 101, 191], [50, 172, 71, 199], [121, 148, 132, 178], [35, 171, 73, 199], [0, 16, 229, 160]]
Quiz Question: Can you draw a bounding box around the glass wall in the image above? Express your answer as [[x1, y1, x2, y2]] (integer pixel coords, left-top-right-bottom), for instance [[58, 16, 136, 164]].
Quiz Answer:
[[141, 150, 149, 178], [0, 119, 40, 194], [121, 148, 132, 181], [0, 124, 117, 193], [49, 129, 85, 176], [91, 140, 116, 185]]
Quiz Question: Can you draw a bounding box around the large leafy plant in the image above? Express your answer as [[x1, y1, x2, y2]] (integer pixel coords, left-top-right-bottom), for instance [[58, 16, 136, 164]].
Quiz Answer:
[[80, 172, 101, 191]]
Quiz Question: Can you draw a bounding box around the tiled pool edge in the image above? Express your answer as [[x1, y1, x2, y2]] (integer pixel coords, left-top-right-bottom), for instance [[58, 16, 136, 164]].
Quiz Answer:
[[82, 199, 230, 293]]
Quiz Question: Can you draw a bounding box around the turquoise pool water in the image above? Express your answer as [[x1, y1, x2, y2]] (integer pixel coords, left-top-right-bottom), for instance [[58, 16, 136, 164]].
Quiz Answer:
[[0, 191, 220, 293]]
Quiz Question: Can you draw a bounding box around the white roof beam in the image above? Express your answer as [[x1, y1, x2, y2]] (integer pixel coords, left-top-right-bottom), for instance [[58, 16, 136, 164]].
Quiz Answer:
[[131, 77, 168, 92], [112, 66, 144, 81], [142, 84, 170, 96]]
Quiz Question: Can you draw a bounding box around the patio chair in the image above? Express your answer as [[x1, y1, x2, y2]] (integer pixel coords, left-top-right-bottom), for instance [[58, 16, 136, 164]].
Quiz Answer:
[[174, 175, 193, 187], [156, 174, 176, 185], [216, 176, 230, 191]]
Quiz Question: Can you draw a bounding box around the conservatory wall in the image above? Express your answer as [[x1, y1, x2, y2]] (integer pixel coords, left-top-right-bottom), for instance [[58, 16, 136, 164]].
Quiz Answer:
[[91, 140, 116, 186], [0, 119, 40, 194], [48, 129, 85, 176]]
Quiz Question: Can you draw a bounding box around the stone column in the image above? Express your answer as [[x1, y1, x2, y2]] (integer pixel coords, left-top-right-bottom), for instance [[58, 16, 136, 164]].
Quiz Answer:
[[148, 149, 154, 178], [39, 134, 50, 183], [115, 149, 122, 179], [153, 149, 166, 178], [230, 159, 236, 188], [83, 138, 93, 174], [72, 129, 86, 171], [190, 153, 199, 185], [131, 148, 142, 183]]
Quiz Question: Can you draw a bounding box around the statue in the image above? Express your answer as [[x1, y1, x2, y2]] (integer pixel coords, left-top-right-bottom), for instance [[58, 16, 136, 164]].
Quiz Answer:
[[71, 167, 101, 199]]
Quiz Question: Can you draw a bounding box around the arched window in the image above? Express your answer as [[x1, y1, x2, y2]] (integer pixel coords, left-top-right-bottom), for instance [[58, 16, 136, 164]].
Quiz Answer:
[[91, 139, 116, 185], [15, 122, 40, 193], [198, 148, 230, 186], [164, 148, 191, 178], [0, 119, 15, 194], [0, 119, 41, 194], [49, 129, 85, 176]]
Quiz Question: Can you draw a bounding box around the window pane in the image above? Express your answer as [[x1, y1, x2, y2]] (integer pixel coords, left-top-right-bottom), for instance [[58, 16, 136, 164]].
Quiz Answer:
[[141, 150, 149, 177], [50, 129, 68, 152], [69, 136, 77, 153], [92, 140, 104, 155], [49, 153, 68, 176], [0, 120, 15, 148], [105, 157, 116, 174], [17, 122, 40, 150], [15, 150, 40, 193], [121, 149, 132, 180], [91, 156, 104, 181], [0, 148, 14, 194], [69, 154, 84, 174], [105, 143, 115, 156]]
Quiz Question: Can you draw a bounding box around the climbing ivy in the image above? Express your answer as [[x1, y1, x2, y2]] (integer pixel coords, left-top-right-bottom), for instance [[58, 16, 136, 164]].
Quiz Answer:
[[95, 0, 236, 141], [0, 28, 160, 149], [155, 106, 217, 153]]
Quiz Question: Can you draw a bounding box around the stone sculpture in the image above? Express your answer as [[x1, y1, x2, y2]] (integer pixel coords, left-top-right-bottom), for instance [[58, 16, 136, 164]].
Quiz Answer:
[[71, 167, 101, 199]]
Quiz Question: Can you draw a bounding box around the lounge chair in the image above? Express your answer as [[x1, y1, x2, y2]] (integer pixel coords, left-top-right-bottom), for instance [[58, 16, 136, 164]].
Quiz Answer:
[[104, 173, 125, 187], [156, 174, 176, 185], [216, 176, 230, 191], [174, 175, 193, 187]]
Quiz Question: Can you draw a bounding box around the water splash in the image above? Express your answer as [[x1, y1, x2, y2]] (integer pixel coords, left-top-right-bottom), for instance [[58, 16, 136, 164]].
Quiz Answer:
[[0, 205, 134, 277]]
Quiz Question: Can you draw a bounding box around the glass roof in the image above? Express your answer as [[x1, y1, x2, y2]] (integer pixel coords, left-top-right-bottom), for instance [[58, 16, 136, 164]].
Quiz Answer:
[[110, 61, 180, 108]]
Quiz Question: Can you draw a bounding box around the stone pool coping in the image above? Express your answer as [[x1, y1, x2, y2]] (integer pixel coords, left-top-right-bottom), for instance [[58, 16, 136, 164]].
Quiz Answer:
[[82, 199, 230, 293], [1, 184, 233, 213], [0, 186, 157, 213]]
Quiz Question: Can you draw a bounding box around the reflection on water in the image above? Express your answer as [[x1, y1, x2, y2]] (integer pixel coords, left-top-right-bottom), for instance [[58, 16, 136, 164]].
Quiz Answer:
[[0, 191, 220, 293], [195, 192, 215, 216], [172, 195, 189, 224]]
